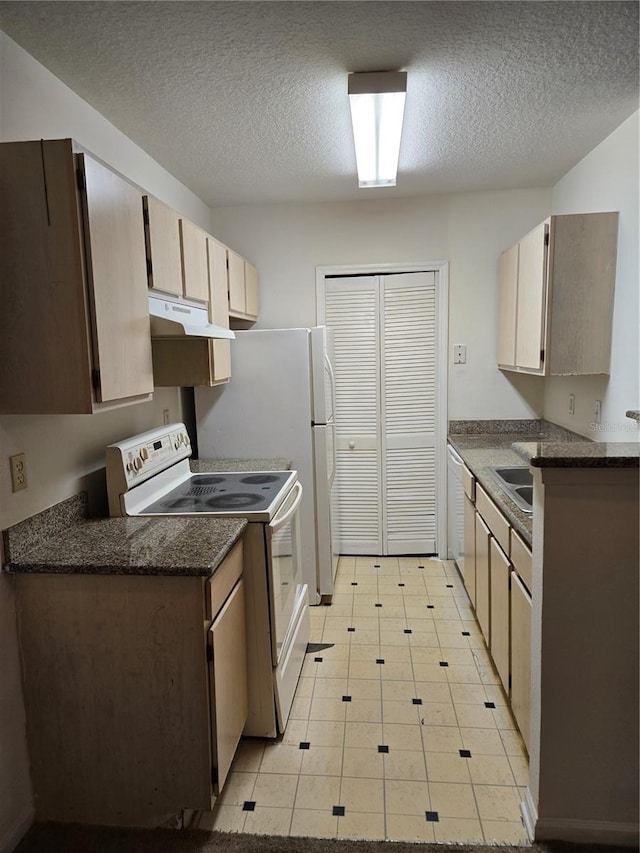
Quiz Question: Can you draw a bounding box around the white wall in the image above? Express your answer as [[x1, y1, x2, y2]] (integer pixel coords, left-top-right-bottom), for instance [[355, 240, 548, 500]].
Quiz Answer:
[[0, 34, 208, 852], [210, 189, 551, 420], [545, 112, 639, 441]]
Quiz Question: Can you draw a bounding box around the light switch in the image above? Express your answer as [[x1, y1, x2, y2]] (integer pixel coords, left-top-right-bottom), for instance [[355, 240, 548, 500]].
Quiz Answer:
[[453, 345, 467, 364]]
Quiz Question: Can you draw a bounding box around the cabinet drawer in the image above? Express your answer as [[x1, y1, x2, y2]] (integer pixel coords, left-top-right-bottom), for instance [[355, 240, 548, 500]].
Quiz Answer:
[[462, 465, 475, 501], [511, 529, 532, 592], [206, 539, 243, 620], [476, 483, 510, 555]]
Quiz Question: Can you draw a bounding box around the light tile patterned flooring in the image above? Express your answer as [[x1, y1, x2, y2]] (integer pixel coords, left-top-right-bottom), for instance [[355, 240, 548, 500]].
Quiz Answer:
[[203, 556, 529, 844]]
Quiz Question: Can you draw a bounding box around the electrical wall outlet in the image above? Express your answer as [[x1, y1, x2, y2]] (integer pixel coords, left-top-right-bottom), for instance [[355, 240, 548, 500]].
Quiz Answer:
[[10, 453, 28, 492], [594, 400, 602, 424], [568, 394, 576, 416], [163, 409, 170, 425]]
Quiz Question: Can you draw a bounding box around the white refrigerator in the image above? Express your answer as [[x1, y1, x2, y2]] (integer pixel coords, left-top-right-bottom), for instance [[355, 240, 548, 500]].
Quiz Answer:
[[194, 327, 339, 603]]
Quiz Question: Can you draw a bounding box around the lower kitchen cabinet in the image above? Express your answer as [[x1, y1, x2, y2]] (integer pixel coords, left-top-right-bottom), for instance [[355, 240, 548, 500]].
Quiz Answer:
[[490, 537, 511, 693], [458, 463, 533, 753], [474, 512, 491, 645], [463, 494, 476, 605], [510, 569, 532, 752], [14, 540, 246, 826]]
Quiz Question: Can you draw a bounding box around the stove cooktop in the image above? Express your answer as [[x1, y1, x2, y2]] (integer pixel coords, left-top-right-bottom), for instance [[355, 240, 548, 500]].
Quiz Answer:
[[137, 471, 295, 518]]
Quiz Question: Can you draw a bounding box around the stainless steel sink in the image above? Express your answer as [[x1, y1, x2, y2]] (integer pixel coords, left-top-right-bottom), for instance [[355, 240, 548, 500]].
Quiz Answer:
[[488, 466, 533, 513]]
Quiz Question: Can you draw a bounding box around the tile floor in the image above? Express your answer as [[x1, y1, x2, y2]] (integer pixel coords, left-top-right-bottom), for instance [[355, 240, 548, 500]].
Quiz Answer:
[[202, 556, 530, 844]]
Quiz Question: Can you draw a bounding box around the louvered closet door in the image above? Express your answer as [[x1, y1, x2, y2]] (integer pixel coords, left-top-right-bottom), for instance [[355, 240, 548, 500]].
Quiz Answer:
[[381, 273, 437, 554], [325, 272, 440, 556], [325, 277, 382, 554]]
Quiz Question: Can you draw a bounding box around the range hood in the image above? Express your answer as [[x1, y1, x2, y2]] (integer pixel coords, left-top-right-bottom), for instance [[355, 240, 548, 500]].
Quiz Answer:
[[149, 296, 235, 340]]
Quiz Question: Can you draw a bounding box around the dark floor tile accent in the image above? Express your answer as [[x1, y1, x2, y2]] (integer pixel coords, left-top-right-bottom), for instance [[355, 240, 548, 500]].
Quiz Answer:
[[351, 582, 358, 586], [425, 811, 439, 822], [418, 565, 425, 569], [484, 701, 496, 709], [306, 642, 335, 653], [459, 749, 472, 758], [398, 583, 405, 587], [299, 742, 310, 750], [427, 605, 435, 609], [376, 658, 385, 664], [347, 627, 355, 632], [342, 696, 352, 702], [314, 657, 323, 663], [404, 629, 412, 634], [375, 603, 383, 608], [374, 564, 381, 568], [446, 584, 454, 588], [462, 631, 471, 636], [243, 801, 256, 811], [412, 698, 423, 705], [333, 806, 345, 816], [439, 661, 449, 667], [378, 745, 389, 753]]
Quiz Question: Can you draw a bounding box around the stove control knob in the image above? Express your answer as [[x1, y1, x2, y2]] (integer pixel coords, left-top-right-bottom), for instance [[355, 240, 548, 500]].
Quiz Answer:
[[140, 447, 149, 460], [133, 456, 143, 471], [183, 433, 190, 446], [126, 461, 134, 473]]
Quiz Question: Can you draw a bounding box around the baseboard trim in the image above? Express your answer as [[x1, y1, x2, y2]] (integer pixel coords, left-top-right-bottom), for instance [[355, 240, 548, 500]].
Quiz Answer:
[[0, 806, 34, 853], [535, 815, 639, 847]]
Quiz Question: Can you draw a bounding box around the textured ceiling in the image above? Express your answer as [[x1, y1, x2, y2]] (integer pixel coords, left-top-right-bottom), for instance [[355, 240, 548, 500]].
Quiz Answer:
[[1, 1, 638, 207]]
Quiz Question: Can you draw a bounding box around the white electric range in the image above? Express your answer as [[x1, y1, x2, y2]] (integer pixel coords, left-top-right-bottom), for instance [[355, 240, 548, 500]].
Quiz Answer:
[[105, 423, 309, 737]]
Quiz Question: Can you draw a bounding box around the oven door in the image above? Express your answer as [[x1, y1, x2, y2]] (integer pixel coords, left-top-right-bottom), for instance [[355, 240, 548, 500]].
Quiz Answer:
[[265, 480, 306, 666]]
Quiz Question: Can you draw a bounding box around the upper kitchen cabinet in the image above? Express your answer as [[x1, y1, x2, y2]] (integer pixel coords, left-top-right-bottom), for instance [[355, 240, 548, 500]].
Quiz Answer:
[[179, 218, 209, 304], [0, 139, 153, 414], [151, 236, 232, 387], [142, 195, 182, 298], [228, 249, 259, 323], [143, 195, 209, 304], [497, 212, 619, 375]]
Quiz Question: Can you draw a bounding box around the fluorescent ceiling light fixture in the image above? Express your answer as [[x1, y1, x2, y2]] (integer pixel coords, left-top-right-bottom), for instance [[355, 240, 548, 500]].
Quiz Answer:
[[348, 70, 407, 188]]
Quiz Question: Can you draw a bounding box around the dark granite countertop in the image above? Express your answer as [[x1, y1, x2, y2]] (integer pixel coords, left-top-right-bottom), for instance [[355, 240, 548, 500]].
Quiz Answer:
[[448, 419, 639, 546], [3, 493, 246, 577], [191, 457, 291, 473], [513, 440, 639, 468], [448, 433, 537, 546]]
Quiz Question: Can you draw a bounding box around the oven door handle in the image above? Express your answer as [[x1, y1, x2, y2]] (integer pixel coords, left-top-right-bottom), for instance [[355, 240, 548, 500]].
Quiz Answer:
[[269, 481, 303, 533]]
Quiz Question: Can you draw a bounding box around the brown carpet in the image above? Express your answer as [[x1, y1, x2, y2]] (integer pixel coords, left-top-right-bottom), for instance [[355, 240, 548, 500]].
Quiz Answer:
[[14, 824, 637, 853]]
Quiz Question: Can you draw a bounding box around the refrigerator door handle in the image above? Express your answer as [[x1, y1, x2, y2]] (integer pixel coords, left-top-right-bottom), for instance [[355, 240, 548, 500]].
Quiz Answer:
[[325, 352, 336, 424]]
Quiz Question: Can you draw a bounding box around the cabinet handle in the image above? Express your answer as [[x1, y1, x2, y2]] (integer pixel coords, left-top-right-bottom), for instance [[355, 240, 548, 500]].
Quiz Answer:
[[348, 441, 356, 449]]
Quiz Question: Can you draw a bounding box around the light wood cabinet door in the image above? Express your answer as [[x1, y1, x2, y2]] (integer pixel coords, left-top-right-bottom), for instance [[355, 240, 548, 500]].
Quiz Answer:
[[180, 218, 209, 303], [142, 195, 182, 297], [463, 495, 476, 606], [516, 219, 549, 371], [0, 140, 153, 413], [474, 513, 491, 645], [208, 237, 231, 383], [80, 153, 154, 404], [244, 261, 259, 318], [490, 538, 510, 693], [208, 579, 248, 793], [227, 249, 246, 315], [497, 243, 518, 368], [511, 570, 532, 752]]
